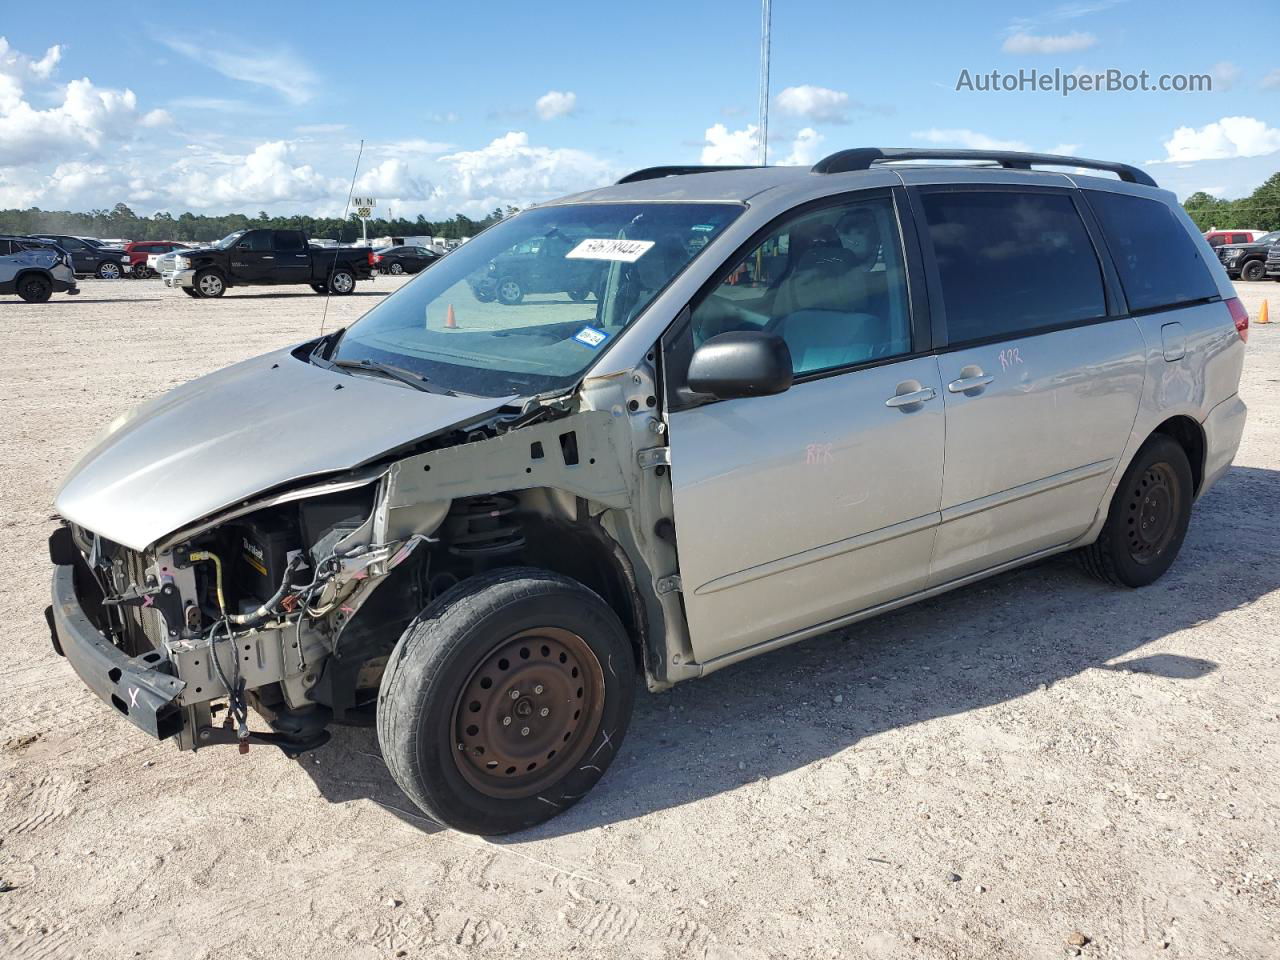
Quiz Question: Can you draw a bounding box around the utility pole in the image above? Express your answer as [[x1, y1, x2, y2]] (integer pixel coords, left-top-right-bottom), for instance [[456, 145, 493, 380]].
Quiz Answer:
[[758, 0, 772, 165]]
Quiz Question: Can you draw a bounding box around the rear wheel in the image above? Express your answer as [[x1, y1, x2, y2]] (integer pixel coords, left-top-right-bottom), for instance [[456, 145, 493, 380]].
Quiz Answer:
[[1079, 434, 1192, 588], [568, 288, 588, 302], [96, 260, 122, 280], [16, 274, 52, 303], [194, 269, 225, 298], [310, 283, 328, 294], [377, 568, 635, 835], [329, 268, 355, 295], [389, 261, 404, 275], [1241, 260, 1265, 282]]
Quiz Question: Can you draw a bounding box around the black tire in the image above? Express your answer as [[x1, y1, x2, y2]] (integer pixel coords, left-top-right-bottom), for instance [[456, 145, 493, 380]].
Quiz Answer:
[[496, 276, 524, 305], [1240, 260, 1265, 282], [182, 287, 201, 298], [377, 567, 635, 835], [95, 260, 122, 280], [568, 288, 588, 302], [474, 288, 495, 303], [194, 269, 225, 298], [329, 267, 356, 295], [311, 283, 328, 294], [16, 273, 52, 303], [1079, 434, 1193, 588]]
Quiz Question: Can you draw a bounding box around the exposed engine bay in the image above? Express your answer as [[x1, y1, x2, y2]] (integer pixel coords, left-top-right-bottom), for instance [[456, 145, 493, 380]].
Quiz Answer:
[[59, 378, 686, 756]]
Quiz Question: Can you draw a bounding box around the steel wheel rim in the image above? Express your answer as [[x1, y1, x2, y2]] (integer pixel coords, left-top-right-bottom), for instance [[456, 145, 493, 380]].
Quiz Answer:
[[100, 263, 120, 279], [451, 627, 606, 799], [198, 274, 222, 296], [390, 262, 403, 274], [332, 272, 353, 292], [499, 280, 520, 301], [1126, 461, 1179, 564]]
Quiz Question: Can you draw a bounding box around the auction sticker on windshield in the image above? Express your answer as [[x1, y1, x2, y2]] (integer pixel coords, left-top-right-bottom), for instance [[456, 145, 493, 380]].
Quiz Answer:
[[573, 326, 609, 348], [565, 238, 655, 262]]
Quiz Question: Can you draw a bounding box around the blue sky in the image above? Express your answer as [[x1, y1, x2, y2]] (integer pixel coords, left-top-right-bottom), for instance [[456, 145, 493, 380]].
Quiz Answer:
[[2, 0, 1277, 217]]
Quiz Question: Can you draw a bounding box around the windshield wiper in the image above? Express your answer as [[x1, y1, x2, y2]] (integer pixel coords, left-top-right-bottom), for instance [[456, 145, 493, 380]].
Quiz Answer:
[[332, 358, 456, 396]]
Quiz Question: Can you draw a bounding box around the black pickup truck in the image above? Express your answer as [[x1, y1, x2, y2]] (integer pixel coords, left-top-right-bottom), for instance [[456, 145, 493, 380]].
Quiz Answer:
[[161, 229, 375, 298], [1218, 230, 1280, 282]]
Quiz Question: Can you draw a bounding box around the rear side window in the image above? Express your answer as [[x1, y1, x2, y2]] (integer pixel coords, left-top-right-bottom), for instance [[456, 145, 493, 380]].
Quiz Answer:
[[1087, 191, 1219, 312], [921, 190, 1106, 344], [274, 231, 305, 252]]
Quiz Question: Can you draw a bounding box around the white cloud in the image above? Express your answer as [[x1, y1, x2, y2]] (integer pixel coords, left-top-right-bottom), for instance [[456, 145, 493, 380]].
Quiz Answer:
[[535, 90, 577, 120], [433, 131, 614, 214], [1002, 31, 1097, 54], [782, 128, 824, 166], [775, 85, 850, 124], [912, 128, 1032, 151], [157, 35, 319, 104], [0, 73, 170, 166], [0, 36, 62, 82], [354, 159, 433, 200], [1160, 116, 1280, 162], [701, 123, 760, 164], [374, 138, 454, 157], [169, 140, 341, 207], [1209, 61, 1241, 92], [1263, 69, 1280, 90]]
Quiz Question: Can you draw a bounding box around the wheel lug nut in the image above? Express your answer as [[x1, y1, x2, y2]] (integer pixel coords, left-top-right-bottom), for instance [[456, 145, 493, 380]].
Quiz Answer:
[[534, 684, 544, 694], [521, 727, 530, 737], [502, 716, 511, 726], [510, 690, 520, 699], [540, 707, 549, 717]]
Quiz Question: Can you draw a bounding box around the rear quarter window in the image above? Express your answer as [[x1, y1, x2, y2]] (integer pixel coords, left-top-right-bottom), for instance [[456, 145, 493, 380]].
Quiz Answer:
[[1087, 191, 1219, 313]]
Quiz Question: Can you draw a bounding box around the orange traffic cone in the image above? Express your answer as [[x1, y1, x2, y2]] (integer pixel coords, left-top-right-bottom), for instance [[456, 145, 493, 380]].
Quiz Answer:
[[445, 304, 457, 329], [1258, 300, 1271, 325]]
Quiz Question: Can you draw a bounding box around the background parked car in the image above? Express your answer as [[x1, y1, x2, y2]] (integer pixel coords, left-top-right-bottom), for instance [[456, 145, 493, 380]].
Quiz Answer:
[[30, 234, 133, 279], [1204, 229, 1265, 248], [1217, 231, 1280, 281], [127, 241, 189, 278], [373, 245, 439, 275], [467, 231, 602, 304], [0, 235, 79, 302]]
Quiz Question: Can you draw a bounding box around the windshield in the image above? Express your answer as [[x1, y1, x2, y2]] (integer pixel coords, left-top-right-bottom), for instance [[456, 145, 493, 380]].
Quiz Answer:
[[1260, 232, 1280, 244], [333, 202, 742, 396], [213, 231, 247, 249]]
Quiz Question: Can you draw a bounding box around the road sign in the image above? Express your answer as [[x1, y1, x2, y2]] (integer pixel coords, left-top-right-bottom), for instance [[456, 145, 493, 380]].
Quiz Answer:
[[356, 206, 372, 219], [352, 196, 376, 209]]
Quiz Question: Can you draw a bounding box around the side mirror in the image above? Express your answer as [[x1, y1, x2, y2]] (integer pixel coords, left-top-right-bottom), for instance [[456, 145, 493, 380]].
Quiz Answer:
[[687, 331, 793, 400], [237, 241, 251, 250]]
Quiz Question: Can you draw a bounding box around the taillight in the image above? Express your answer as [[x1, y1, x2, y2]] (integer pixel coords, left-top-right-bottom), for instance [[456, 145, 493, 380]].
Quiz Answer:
[[1226, 297, 1249, 343], [372, 254, 382, 264], [367, 251, 375, 267]]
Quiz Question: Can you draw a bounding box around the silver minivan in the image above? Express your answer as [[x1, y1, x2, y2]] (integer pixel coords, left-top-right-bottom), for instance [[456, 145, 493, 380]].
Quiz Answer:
[[48, 148, 1248, 834]]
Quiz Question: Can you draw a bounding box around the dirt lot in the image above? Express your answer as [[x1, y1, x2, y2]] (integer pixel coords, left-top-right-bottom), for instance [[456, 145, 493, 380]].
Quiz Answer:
[[1, 278, 1278, 960]]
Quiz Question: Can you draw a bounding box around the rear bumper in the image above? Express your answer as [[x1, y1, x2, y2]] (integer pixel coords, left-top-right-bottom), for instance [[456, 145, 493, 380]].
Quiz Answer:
[[1201, 393, 1247, 498], [49, 562, 186, 741]]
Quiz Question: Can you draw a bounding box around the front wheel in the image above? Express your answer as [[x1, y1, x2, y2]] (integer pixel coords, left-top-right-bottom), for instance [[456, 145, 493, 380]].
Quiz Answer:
[[496, 276, 523, 305], [96, 261, 122, 280], [377, 568, 635, 835], [1240, 260, 1266, 282], [16, 274, 52, 303], [194, 269, 225, 298], [1079, 434, 1193, 588], [328, 268, 355, 295], [182, 288, 201, 298]]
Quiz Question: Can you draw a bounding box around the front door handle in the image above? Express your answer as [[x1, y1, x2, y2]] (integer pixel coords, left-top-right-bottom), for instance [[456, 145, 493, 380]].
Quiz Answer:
[[947, 374, 995, 394], [885, 386, 937, 408]]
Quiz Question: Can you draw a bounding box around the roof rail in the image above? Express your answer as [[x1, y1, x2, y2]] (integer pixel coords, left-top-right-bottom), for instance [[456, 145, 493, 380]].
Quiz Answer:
[[616, 165, 762, 184], [810, 147, 1157, 187]]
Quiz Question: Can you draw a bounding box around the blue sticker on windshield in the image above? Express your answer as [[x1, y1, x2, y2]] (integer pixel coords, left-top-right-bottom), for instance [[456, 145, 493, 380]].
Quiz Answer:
[[573, 326, 609, 349]]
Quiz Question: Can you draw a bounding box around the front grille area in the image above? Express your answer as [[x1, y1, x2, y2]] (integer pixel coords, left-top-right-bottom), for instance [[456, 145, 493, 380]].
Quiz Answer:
[[118, 547, 162, 656]]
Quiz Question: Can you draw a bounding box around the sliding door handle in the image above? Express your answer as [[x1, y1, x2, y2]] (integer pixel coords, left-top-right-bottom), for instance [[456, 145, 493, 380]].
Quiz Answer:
[[947, 374, 994, 394]]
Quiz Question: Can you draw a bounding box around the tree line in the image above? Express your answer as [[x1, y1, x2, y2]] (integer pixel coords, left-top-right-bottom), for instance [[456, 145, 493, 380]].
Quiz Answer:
[[0, 204, 519, 244], [1182, 172, 1280, 232], [0, 171, 1276, 242]]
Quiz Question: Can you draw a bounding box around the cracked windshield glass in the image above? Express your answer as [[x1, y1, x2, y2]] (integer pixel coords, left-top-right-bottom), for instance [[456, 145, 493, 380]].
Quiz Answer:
[[333, 202, 743, 396]]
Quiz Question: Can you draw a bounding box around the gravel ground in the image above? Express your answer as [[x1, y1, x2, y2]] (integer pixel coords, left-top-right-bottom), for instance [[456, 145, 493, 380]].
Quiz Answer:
[[1, 278, 1278, 960]]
